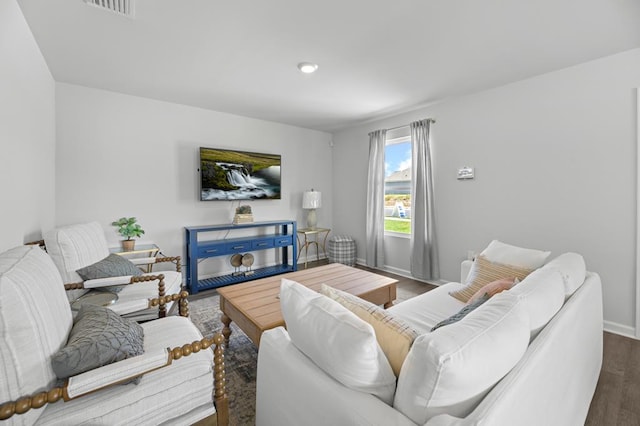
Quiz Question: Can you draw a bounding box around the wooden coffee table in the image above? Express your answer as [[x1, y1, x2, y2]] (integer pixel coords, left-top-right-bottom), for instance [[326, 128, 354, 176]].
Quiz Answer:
[[217, 263, 397, 346]]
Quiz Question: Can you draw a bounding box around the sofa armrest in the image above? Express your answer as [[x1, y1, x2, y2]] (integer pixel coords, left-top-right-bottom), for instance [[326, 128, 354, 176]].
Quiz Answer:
[[130, 257, 157, 266], [256, 327, 417, 426]]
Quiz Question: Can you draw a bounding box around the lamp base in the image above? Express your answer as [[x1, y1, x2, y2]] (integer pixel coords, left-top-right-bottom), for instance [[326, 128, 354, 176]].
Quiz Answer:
[[306, 209, 317, 229]]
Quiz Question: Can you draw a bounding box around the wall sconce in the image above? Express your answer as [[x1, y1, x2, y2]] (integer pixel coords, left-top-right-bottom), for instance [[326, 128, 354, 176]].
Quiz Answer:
[[302, 189, 322, 229]]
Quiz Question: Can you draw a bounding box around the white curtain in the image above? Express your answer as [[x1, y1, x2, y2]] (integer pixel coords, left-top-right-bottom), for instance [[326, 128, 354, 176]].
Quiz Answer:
[[410, 119, 439, 280], [366, 129, 387, 268]]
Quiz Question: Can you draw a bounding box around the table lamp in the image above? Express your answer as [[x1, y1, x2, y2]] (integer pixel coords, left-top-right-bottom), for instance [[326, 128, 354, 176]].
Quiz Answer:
[[302, 189, 322, 229]]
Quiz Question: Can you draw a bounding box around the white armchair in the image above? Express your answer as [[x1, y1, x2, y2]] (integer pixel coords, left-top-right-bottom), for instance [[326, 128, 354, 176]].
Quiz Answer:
[[0, 245, 228, 425], [44, 222, 184, 322]]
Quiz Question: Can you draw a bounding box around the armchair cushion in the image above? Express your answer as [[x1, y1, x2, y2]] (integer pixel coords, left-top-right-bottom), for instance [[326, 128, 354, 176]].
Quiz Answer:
[[0, 246, 73, 425], [36, 317, 216, 425], [76, 253, 142, 292], [44, 222, 110, 285], [51, 304, 144, 380]]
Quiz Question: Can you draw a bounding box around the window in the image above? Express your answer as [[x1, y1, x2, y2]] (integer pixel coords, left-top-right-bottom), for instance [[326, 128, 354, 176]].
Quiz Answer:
[[384, 136, 411, 235]]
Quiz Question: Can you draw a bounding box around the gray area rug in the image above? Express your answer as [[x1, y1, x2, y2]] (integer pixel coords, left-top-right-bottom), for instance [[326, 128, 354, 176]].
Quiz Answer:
[[189, 293, 257, 426]]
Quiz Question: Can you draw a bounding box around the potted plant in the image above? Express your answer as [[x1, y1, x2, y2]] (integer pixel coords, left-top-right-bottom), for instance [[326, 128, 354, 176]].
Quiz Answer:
[[111, 217, 145, 251]]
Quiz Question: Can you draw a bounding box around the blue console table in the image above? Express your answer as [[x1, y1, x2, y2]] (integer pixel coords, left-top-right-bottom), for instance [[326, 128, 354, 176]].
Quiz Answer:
[[185, 220, 297, 294]]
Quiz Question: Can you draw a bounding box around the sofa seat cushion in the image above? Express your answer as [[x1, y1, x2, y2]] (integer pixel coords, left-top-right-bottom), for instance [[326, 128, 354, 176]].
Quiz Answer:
[[388, 282, 466, 333], [393, 292, 530, 425], [280, 279, 397, 404], [36, 316, 214, 425], [431, 293, 491, 331], [0, 246, 73, 426]]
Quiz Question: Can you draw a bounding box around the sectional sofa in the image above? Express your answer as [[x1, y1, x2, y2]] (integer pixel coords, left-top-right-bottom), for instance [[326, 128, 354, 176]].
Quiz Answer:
[[256, 241, 603, 425]]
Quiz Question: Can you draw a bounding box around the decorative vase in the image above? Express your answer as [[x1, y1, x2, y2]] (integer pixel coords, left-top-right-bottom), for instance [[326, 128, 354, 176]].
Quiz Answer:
[[122, 240, 135, 252]]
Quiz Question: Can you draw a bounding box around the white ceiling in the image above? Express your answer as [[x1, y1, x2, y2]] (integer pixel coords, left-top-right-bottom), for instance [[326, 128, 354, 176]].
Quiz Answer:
[[17, 0, 640, 132]]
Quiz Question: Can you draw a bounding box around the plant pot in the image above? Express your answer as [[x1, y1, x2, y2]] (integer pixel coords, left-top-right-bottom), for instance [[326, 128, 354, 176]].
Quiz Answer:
[[122, 240, 135, 252]]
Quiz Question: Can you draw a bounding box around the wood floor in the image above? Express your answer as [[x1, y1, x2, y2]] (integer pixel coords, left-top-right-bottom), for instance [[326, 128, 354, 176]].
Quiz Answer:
[[301, 259, 637, 426]]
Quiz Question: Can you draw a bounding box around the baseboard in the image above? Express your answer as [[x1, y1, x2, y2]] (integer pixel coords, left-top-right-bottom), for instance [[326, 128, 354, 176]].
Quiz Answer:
[[297, 254, 328, 264], [354, 258, 440, 286], [603, 320, 637, 339]]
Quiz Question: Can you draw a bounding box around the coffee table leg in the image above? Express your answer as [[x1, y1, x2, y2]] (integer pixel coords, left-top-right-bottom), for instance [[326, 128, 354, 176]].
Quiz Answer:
[[384, 301, 393, 309], [221, 313, 232, 345]]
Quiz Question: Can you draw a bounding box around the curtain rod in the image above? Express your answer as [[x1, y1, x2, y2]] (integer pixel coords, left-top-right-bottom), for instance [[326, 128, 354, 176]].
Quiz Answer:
[[385, 118, 436, 132]]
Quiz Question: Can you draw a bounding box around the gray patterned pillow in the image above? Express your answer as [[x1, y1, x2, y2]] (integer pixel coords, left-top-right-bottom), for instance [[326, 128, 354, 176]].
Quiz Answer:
[[431, 293, 491, 332], [51, 304, 144, 381], [76, 253, 143, 292]]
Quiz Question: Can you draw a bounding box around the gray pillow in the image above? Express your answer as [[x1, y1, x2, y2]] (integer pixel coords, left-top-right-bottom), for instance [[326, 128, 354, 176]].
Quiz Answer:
[[76, 253, 143, 293], [51, 304, 144, 381], [431, 293, 491, 332]]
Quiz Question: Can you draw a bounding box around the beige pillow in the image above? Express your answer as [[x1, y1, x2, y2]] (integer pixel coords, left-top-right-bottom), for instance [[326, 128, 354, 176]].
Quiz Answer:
[[450, 255, 533, 303], [320, 284, 418, 376]]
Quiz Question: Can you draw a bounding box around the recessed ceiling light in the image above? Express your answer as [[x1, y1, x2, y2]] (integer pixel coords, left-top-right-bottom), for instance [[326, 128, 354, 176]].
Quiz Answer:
[[297, 62, 319, 74]]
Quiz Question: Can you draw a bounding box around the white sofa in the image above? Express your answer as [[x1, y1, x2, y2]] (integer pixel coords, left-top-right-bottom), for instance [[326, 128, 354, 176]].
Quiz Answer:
[[256, 251, 603, 426]]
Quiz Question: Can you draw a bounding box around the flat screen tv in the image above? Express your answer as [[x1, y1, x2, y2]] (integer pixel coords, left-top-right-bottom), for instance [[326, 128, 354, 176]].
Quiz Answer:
[[199, 147, 281, 201]]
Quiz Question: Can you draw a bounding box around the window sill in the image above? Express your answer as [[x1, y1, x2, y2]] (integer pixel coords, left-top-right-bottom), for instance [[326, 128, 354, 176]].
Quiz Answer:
[[384, 231, 410, 239]]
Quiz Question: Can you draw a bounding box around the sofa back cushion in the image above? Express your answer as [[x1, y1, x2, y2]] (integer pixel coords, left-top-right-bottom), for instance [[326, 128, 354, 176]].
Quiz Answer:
[[541, 252, 586, 298], [510, 267, 565, 339], [393, 292, 529, 424], [44, 221, 110, 286], [0, 246, 73, 425], [280, 279, 397, 404]]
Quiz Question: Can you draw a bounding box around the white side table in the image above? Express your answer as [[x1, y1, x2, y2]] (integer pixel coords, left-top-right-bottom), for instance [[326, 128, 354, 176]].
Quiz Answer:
[[296, 228, 331, 268], [109, 243, 160, 273]]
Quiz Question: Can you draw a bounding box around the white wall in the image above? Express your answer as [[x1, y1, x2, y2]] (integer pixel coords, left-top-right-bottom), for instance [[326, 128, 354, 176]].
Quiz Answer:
[[332, 48, 640, 335], [55, 83, 333, 276], [0, 0, 55, 252]]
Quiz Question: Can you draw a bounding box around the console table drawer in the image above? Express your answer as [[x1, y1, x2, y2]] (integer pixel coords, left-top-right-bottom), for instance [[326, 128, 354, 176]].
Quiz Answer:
[[226, 241, 252, 253], [252, 239, 275, 250], [274, 236, 293, 247], [197, 243, 226, 258]]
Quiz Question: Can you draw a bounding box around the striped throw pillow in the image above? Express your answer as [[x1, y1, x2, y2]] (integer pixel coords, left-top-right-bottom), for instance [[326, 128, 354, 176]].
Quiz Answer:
[[450, 255, 533, 303], [320, 284, 418, 377]]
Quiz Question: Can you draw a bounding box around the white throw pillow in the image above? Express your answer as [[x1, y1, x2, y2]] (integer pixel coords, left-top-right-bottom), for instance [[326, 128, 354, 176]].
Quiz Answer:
[[510, 267, 565, 339], [481, 240, 551, 269], [541, 252, 587, 297], [393, 292, 529, 424], [279, 278, 397, 404]]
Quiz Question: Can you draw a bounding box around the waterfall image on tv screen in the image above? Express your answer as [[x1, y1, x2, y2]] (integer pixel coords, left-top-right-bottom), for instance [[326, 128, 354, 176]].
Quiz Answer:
[[200, 147, 281, 201]]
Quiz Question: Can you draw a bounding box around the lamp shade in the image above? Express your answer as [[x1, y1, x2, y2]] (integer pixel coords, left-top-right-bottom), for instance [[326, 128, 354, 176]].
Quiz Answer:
[[302, 190, 322, 209]]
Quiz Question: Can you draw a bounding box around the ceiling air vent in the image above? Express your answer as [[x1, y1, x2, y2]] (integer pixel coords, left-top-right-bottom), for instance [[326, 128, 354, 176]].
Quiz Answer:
[[83, 0, 135, 18]]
